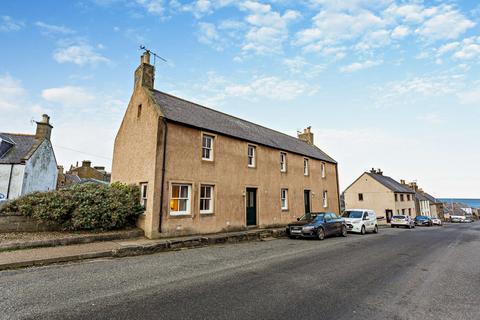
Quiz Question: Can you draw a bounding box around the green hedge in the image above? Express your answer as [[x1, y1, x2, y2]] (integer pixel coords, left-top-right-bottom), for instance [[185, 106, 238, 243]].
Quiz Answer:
[[0, 182, 144, 231]]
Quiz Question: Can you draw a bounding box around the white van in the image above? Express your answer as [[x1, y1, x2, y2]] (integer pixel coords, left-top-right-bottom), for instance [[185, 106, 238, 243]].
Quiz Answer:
[[342, 209, 378, 235]]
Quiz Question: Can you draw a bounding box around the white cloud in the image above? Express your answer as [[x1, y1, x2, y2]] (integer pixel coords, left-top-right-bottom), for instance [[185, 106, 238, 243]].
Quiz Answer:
[[240, 1, 301, 54], [0, 16, 24, 32], [0, 74, 27, 110], [391, 25, 409, 39], [35, 21, 75, 35], [417, 113, 444, 124], [53, 44, 109, 66], [415, 6, 475, 40], [197, 22, 223, 51], [41, 86, 95, 107], [340, 59, 382, 73], [453, 37, 480, 60], [224, 76, 307, 101], [136, 0, 165, 16], [458, 86, 480, 105]]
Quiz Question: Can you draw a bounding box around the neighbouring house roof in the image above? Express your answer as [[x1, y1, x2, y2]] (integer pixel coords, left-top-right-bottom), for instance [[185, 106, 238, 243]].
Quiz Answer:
[[415, 192, 430, 202], [366, 172, 415, 194], [0, 133, 41, 165], [421, 192, 438, 204], [150, 89, 337, 163]]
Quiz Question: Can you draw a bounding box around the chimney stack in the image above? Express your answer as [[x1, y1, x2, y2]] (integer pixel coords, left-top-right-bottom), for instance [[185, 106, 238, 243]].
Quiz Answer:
[[297, 126, 314, 145], [82, 160, 92, 168], [376, 169, 383, 175], [35, 114, 53, 140], [409, 182, 418, 191], [400, 179, 406, 185], [134, 52, 155, 89]]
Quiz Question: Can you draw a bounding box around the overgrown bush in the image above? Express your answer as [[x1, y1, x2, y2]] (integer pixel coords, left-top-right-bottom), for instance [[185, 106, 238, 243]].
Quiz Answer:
[[0, 182, 144, 231]]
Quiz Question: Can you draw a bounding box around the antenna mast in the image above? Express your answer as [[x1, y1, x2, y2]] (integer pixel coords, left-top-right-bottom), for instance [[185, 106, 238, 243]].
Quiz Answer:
[[139, 45, 167, 67]]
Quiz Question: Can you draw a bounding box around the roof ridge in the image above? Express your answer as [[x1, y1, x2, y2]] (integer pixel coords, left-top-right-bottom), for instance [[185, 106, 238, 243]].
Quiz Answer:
[[150, 89, 313, 147], [0, 133, 35, 137]]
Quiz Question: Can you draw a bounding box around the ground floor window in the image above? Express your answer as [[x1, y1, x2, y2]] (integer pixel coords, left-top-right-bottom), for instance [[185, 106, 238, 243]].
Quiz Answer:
[[281, 188, 288, 210], [170, 184, 191, 215], [323, 190, 328, 208], [200, 185, 214, 214]]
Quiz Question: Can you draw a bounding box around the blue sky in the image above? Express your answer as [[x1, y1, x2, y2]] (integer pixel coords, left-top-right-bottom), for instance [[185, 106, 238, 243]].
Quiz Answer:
[[1, 0, 479, 197]]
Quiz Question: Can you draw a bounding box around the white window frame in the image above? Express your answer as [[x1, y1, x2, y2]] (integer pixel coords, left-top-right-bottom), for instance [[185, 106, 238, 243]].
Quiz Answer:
[[323, 190, 328, 208], [170, 184, 192, 216], [321, 162, 326, 178], [281, 188, 288, 210], [140, 183, 148, 212], [280, 152, 287, 172], [304, 158, 309, 176], [200, 185, 214, 214], [247, 145, 256, 168], [202, 134, 214, 161]]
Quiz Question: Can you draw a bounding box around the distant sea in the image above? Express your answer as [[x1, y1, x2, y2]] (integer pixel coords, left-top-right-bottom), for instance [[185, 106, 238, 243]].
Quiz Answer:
[[439, 198, 480, 209]]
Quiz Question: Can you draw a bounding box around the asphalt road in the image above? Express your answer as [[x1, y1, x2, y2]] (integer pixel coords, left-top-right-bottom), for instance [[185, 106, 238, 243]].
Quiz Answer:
[[1, 223, 479, 320]]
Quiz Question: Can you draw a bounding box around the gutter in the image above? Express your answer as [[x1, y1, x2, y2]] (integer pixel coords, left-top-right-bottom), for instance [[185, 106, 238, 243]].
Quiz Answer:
[[158, 118, 168, 233], [6, 164, 13, 199]]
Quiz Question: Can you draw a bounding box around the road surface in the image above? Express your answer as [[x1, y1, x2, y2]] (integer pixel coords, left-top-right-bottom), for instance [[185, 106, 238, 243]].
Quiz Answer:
[[1, 223, 479, 320]]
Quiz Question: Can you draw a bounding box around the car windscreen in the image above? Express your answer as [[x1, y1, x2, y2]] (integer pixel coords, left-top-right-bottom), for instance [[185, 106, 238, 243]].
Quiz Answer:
[[342, 211, 363, 218], [416, 216, 427, 219], [298, 213, 318, 221], [313, 214, 325, 221], [392, 215, 406, 219]]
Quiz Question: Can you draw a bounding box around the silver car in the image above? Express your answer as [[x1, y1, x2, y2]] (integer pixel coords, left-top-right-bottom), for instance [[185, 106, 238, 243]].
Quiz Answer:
[[391, 215, 415, 229]]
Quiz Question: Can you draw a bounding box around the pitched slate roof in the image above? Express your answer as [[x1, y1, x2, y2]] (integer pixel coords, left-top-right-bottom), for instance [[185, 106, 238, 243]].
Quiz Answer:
[[415, 192, 430, 202], [421, 192, 438, 204], [149, 90, 336, 163], [0, 133, 40, 164], [366, 172, 415, 193]]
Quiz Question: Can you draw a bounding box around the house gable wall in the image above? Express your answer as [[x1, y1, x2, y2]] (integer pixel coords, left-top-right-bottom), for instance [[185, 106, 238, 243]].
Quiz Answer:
[[0, 164, 25, 200], [21, 139, 57, 196]]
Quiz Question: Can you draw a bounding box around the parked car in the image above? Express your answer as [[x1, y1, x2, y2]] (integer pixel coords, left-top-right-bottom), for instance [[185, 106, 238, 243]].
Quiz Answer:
[[0, 193, 7, 205], [342, 209, 378, 234], [286, 212, 320, 238], [431, 217, 442, 226], [450, 215, 466, 223], [415, 215, 433, 226], [288, 212, 347, 240], [391, 215, 415, 229]]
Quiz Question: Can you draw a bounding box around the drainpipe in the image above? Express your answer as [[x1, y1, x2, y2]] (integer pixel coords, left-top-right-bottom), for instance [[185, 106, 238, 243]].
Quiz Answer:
[[158, 117, 168, 233], [6, 164, 13, 199]]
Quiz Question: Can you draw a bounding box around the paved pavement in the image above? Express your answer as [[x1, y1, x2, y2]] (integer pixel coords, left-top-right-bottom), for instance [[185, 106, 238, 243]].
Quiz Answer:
[[1, 223, 479, 320]]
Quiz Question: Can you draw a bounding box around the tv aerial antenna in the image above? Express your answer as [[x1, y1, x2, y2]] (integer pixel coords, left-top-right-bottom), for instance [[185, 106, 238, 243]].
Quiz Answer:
[[139, 45, 167, 67]]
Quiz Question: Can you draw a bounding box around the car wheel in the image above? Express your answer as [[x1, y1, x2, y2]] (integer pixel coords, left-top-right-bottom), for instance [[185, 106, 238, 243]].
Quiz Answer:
[[391, 225, 394, 228], [360, 225, 366, 235], [317, 228, 325, 241], [341, 226, 347, 237], [373, 225, 378, 233]]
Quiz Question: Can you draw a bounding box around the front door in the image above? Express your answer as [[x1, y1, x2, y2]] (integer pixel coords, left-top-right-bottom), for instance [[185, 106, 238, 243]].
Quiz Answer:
[[246, 188, 257, 226], [304, 190, 311, 214]]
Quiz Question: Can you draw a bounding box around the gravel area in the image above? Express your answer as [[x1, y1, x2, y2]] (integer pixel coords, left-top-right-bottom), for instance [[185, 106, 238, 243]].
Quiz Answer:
[[0, 229, 138, 245]]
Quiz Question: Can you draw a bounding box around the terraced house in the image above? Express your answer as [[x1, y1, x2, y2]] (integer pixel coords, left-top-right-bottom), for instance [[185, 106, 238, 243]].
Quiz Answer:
[[112, 53, 340, 238], [344, 169, 417, 224]]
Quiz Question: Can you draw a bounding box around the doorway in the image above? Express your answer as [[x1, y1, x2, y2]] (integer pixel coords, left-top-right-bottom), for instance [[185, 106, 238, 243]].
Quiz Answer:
[[386, 209, 393, 223], [304, 190, 311, 214], [246, 188, 257, 226]]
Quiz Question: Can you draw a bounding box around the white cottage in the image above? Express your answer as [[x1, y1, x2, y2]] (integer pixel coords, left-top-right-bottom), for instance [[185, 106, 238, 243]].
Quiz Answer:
[[0, 114, 58, 200]]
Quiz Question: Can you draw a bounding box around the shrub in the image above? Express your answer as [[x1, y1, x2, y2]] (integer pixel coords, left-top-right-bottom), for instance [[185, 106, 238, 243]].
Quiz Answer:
[[0, 182, 144, 231]]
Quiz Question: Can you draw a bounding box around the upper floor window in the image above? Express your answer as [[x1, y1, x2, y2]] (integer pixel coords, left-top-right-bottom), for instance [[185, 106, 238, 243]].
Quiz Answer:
[[281, 188, 288, 210], [140, 183, 148, 211], [323, 190, 328, 208], [407, 194, 411, 201], [248, 145, 256, 168], [395, 194, 398, 202], [280, 152, 287, 172], [358, 193, 364, 201], [400, 194, 404, 201], [303, 159, 309, 176], [170, 184, 191, 215], [202, 134, 214, 161], [200, 185, 214, 214], [321, 162, 326, 178]]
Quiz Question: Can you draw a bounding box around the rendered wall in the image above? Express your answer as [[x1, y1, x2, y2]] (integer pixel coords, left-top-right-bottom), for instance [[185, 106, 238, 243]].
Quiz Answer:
[[22, 140, 58, 196]]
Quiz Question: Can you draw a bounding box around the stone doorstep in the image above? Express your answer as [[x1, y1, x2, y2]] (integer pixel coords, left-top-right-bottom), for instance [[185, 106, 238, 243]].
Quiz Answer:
[[0, 228, 287, 271], [0, 229, 145, 252]]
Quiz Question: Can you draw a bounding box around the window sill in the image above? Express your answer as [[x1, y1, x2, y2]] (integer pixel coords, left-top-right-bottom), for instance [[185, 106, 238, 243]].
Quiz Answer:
[[169, 212, 192, 217], [202, 158, 214, 162], [200, 212, 215, 216], [281, 209, 289, 212]]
